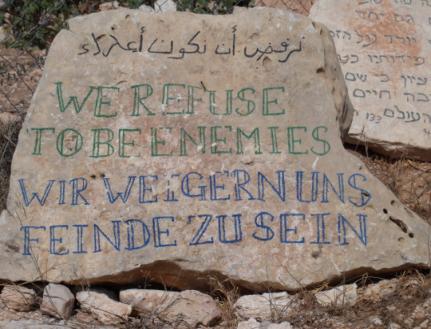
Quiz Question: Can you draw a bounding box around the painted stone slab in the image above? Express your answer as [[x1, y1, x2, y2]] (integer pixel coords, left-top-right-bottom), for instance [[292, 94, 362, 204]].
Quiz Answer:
[[311, 0, 431, 159], [0, 8, 429, 291]]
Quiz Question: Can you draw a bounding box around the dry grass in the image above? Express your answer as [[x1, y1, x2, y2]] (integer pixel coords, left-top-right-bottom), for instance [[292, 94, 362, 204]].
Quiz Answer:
[[209, 277, 240, 329], [282, 271, 431, 329], [0, 120, 21, 211], [0, 46, 43, 211], [349, 146, 431, 225]]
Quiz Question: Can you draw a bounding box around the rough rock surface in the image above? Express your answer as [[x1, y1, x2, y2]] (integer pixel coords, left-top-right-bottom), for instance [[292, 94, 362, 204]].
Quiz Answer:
[[237, 318, 293, 329], [0, 320, 71, 329], [0, 318, 117, 329], [0, 286, 36, 312], [267, 322, 293, 329], [234, 292, 296, 321], [154, 0, 177, 13], [310, 0, 431, 160], [139, 4, 155, 13], [314, 283, 358, 307], [120, 289, 221, 328], [0, 8, 430, 291], [238, 319, 262, 329], [40, 283, 75, 320], [76, 291, 131, 325], [254, 0, 314, 16], [99, 1, 122, 11]]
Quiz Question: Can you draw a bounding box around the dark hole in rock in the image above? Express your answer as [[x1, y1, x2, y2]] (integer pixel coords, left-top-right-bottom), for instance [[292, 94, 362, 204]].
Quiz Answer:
[[389, 216, 408, 234], [5, 242, 19, 253], [311, 250, 320, 258], [263, 57, 272, 67]]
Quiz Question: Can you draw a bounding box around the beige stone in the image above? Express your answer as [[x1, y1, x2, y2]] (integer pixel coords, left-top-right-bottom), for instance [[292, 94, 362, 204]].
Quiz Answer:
[[0, 320, 72, 329], [154, 0, 177, 13], [232, 6, 249, 14], [99, 1, 121, 11], [120, 289, 221, 327], [234, 292, 296, 321], [0, 8, 430, 291], [267, 322, 293, 329], [0, 318, 116, 329], [237, 318, 261, 329], [237, 319, 293, 329], [40, 283, 75, 319], [0, 285, 36, 312], [369, 316, 383, 326], [254, 0, 314, 15], [314, 283, 358, 307], [311, 0, 431, 160], [120, 289, 178, 314], [139, 4, 155, 13], [76, 291, 131, 325]]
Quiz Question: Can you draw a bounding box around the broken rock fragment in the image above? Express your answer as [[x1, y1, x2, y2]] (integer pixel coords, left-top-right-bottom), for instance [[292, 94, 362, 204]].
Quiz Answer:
[[40, 283, 75, 320], [0, 285, 36, 312], [314, 283, 358, 307], [76, 291, 131, 325]]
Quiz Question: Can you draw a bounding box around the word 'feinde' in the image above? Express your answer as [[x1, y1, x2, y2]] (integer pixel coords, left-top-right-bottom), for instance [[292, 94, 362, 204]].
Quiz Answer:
[[0, 7, 429, 291]]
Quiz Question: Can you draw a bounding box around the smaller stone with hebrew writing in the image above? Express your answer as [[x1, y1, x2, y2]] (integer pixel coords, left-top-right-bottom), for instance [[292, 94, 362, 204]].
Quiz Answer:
[[311, 0, 431, 160], [0, 8, 429, 290]]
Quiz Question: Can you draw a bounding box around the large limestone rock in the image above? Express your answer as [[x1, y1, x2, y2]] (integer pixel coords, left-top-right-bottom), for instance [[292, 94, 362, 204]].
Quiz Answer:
[[0, 8, 430, 291], [311, 0, 431, 160]]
